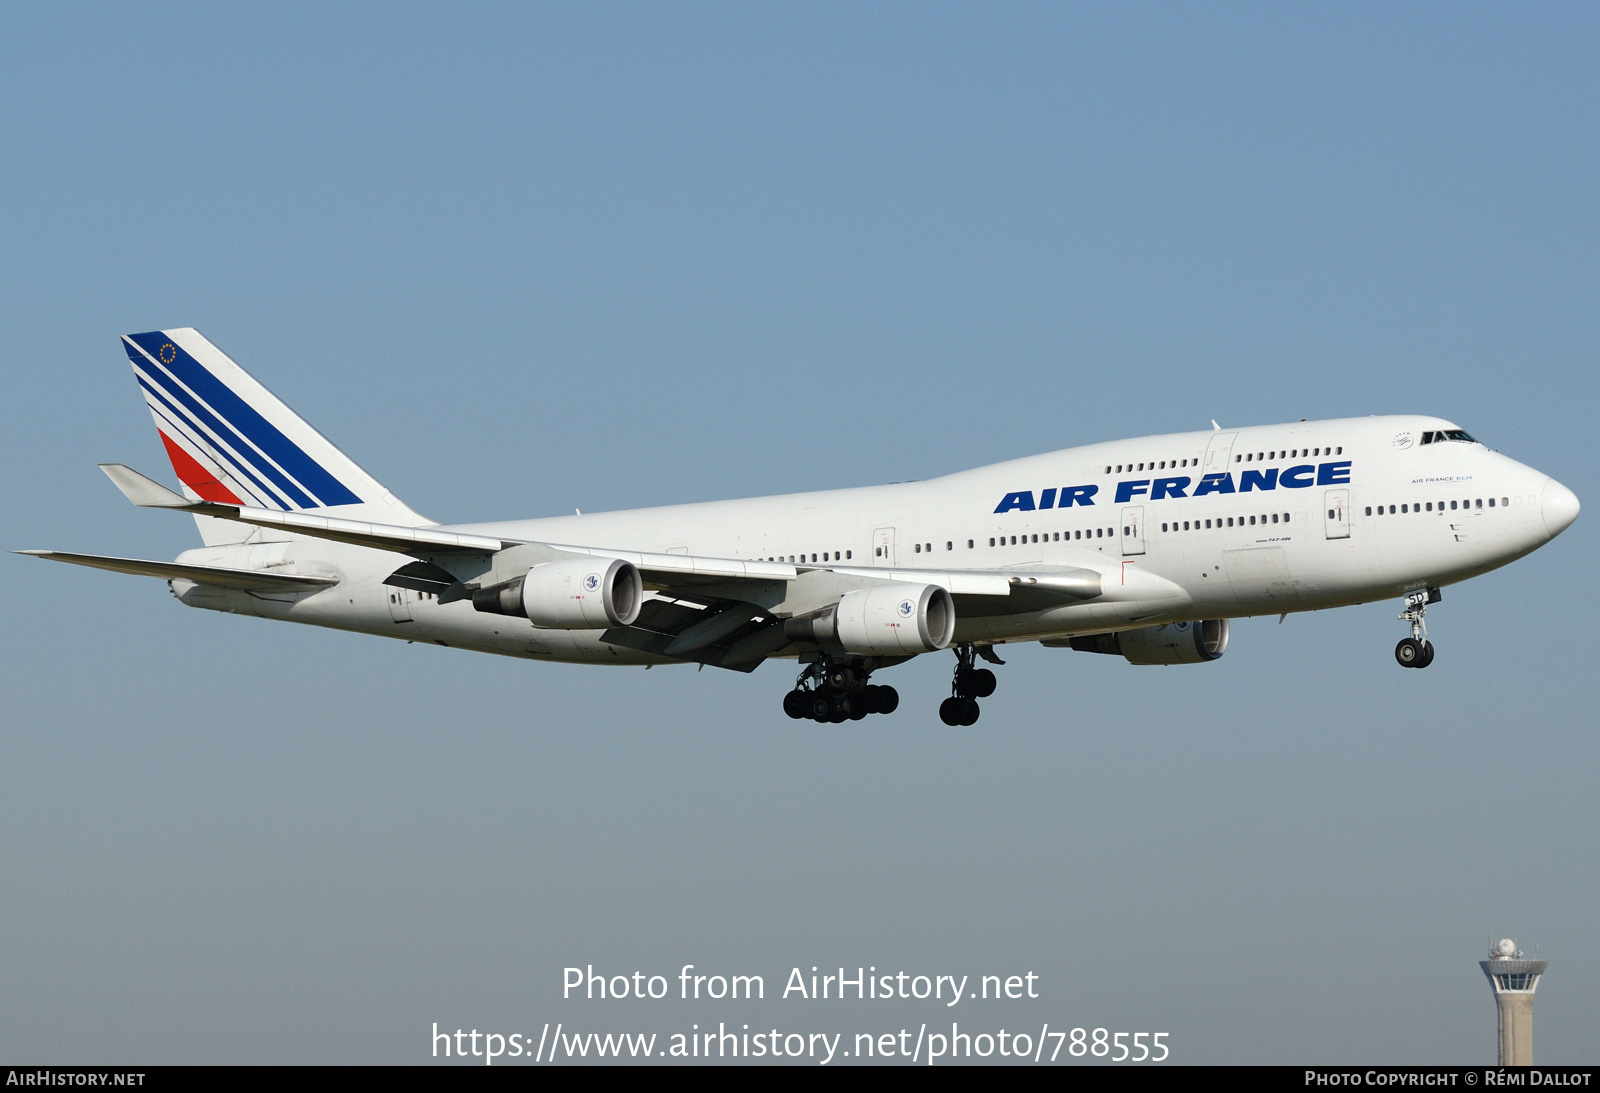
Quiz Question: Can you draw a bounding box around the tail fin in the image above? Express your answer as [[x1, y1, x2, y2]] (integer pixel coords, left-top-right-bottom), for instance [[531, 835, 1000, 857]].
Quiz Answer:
[[122, 329, 431, 542]]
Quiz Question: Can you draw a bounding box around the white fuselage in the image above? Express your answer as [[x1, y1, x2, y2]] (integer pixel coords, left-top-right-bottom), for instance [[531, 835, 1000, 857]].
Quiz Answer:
[[168, 415, 1575, 668]]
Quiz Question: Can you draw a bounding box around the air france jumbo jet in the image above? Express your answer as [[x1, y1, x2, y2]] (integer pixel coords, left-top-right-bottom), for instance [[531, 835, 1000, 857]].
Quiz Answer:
[[21, 329, 1580, 725]]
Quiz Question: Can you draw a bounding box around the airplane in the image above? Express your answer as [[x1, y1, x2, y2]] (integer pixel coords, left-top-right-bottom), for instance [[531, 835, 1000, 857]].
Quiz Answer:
[[19, 328, 1581, 726]]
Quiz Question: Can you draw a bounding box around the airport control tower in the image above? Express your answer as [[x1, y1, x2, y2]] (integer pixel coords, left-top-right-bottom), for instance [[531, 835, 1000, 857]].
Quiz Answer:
[[1479, 939, 1548, 1065]]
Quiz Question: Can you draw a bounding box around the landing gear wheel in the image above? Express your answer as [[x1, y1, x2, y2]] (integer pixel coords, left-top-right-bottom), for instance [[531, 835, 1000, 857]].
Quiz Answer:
[[809, 694, 832, 721], [969, 668, 996, 698], [951, 645, 1000, 703], [939, 697, 964, 726], [783, 690, 809, 719], [958, 697, 981, 726], [1396, 588, 1439, 670], [875, 685, 899, 715], [826, 665, 856, 691], [828, 695, 852, 723], [1395, 637, 1422, 668]]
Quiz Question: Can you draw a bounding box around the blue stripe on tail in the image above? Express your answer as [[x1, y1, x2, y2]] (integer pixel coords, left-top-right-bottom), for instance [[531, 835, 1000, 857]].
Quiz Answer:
[[124, 332, 361, 508]]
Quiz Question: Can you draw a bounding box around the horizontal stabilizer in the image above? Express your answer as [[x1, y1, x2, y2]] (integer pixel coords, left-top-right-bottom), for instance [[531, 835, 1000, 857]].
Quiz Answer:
[[100, 463, 193, 508], [15, 550, 339, 592], [97, 463, 510, 557]]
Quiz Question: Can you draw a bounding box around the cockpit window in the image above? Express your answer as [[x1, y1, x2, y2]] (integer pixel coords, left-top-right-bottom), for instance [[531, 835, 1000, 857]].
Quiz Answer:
[[1421, 429, 1478, 445]]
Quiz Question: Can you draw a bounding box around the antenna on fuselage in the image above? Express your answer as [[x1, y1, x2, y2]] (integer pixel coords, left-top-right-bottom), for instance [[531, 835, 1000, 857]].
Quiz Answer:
[[1211, 420, 1222, 431]]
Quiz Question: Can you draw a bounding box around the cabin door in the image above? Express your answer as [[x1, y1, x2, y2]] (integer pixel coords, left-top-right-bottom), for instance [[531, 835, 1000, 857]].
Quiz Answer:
[[873, 527, 896, 566], [1121, 506, 1146, 555], [1324, 489, 1350, 539]]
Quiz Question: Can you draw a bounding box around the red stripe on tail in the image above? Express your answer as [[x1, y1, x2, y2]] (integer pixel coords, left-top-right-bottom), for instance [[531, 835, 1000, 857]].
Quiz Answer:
[[158, 431, 244, 505]]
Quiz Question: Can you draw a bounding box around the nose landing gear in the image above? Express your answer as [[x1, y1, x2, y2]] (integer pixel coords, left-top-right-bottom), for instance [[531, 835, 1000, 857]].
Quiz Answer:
[[940, 644, 1001, 725], [1395, 588, 1439, 669]]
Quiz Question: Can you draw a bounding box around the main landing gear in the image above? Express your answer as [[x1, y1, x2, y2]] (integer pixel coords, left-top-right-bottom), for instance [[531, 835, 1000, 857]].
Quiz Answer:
[[782, 658, 899, 723], [940, 644, 1001, 726], [1395, 587, 1439, 669]]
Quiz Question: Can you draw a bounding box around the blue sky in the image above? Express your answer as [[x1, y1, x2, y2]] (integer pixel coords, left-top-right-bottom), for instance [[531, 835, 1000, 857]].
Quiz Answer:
[[2, 3, 1595, 1064]]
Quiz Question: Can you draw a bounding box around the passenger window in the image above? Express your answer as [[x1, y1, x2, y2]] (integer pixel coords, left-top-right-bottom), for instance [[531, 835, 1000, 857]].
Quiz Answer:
[[1365, 507, 1372, 516]]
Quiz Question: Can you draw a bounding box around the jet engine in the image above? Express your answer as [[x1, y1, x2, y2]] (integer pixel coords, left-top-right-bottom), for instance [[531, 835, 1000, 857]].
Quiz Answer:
[[1068, 619, 1229, 665], [471, 557, 643, 629], [785, 583, 956, 655]]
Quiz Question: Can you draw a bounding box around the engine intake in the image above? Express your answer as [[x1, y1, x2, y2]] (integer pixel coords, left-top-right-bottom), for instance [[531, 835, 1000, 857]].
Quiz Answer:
[[472, 557, 642, 629], [785, 583, 956, 655], [1068, 619, 1229, 665]]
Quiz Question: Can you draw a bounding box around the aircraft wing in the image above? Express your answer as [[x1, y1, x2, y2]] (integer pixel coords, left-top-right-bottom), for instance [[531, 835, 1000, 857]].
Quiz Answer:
[[93, 461, 1143, 669], [16, 550, 338, 592], [98, 461, 1104, 604]]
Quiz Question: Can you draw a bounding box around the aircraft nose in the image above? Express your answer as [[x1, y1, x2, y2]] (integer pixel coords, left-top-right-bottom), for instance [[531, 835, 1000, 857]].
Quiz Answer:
[[1541, 477, 1580, 538]]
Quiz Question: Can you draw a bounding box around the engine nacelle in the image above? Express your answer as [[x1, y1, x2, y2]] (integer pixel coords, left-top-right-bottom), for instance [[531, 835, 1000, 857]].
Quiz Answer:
[[785, 583, 956, 655], [522, 557, 642, 628], [1068, 619, 1229, 665], [472, 557, 643, 629]]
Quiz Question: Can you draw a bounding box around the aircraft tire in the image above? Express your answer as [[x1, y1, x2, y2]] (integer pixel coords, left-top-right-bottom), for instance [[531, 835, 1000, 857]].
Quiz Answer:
[[875, 685, 899, 715], [939, 697, 964, 726], [783, 690, 809, 719], [959, 698, 981, 726], [971, 668, 997, 698], [1418, 641, 1435, 668], [1395, 638, 1422, 668], [809, 695, 833, 721], [826, 666, 856, 691]]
